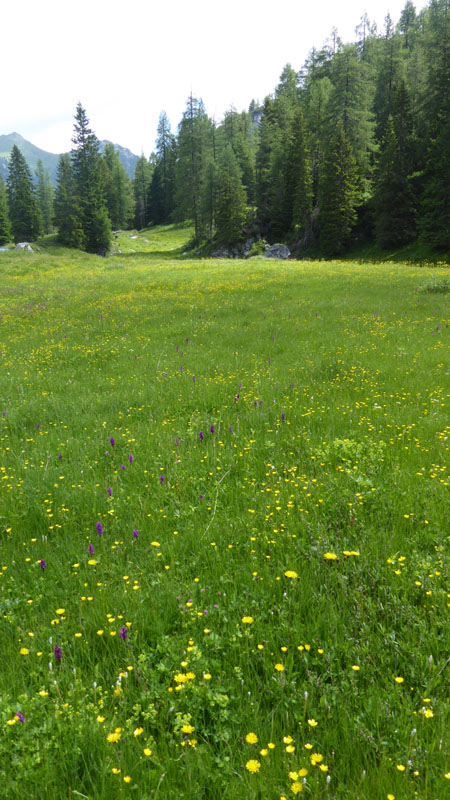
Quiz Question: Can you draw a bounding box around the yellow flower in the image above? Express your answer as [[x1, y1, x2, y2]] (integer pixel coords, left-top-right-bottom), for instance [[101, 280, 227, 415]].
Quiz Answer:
[[422, 708, 434, 718], [310, 753, 323, 765], [245, 759, 261, 773], [20, 647, 29, 655], [291, 782, 303, 795], [283, 736, 293, 744], [181, 724, 195, 734], [396, 764, 406, 772], [319, 764, 328, 772], [123, 776, 131, 783], [307, 718, 318, 727], [88, 559, 97, 565], [274, 663, 285, 672], [111, 768, 120, 775], [242, 616, 254, 624], [286, 745, 296, 753], [284, 570, 298, 579], [96, 715, 105, 723], [6, 718, 17, 726], [352, 665, 360, 671], [260, 748, 268, 757], [203, 673, 212, 680], [394, 676, 404, 684], [143, 748, 152, 756], [133, 727, 144, 736], [55, 608, 65, 615], [106, 731, 121, 743], [289, 771, 298, 780], [387, 794, 395, 800], [245, 732, 258, 744], [267, 742, 275, 749], [298, 768, 308, 777], [323, 552, 338, 560]]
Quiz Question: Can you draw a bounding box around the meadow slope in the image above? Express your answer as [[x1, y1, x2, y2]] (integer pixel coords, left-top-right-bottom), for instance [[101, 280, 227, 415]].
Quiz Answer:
[[0, 226, 449, 799]]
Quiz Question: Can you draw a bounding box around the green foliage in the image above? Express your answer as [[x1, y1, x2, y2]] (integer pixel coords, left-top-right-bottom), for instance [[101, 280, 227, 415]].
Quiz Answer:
[[215, 145, 247, 246], [133, 155, 153, 229], [70, 103, 112, 254], [0, 175, 11, 245], [318, 120, 361, 255], [53, 154, 85, 249], [36, 159, 54, 235], [176, 94, 214, 240], [6, 145, 42, 243], [102, 143, 134, 229]]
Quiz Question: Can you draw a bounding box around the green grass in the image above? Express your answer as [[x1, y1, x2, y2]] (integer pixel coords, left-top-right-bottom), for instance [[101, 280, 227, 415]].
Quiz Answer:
[[0, 227, 449, 799]]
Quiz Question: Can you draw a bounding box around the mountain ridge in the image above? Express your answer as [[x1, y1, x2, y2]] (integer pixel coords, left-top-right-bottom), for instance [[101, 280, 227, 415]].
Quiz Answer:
[[0, 133, 139, 184]]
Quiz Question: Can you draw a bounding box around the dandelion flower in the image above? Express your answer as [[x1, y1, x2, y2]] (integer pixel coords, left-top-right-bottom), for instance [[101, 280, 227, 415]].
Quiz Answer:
[[323, 552, 338, 560], [20, 647, 29, 655], [291, 783, 303, 795], [242, 616, 254, 624], [284, 570, 298, 579], [394, 677, 404, 684], [245, 759, 261, 773], [245, 732, 258, 744]]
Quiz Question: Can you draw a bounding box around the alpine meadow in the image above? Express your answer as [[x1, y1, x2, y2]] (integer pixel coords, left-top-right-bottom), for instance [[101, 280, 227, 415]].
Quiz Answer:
[[1, 1, 450, 800]]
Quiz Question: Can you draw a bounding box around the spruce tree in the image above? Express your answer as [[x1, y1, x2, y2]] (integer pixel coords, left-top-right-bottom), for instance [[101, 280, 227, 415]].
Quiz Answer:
[[318, 120, 360, 255], [102, 144, 134, 229], [36, 159, 54, 235], [6, 145, 42, 243], [287, 109, 313, 238], [372, 115, 416, 247], [54, 154, 85, 249], [420, 0, 450, 249], [215, 145, 247, 246], [133, 155, 153, 229], [70, 103, 111, 253], [0, 176, 11, 245]]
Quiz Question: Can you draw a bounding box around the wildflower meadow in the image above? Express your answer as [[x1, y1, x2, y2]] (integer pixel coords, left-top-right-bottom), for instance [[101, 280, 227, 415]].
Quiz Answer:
[[0, 225, 449, 799]]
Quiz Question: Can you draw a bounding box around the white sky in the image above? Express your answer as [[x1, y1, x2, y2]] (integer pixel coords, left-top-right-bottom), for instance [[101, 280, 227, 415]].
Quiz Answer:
[[2, 0, 426, 157]]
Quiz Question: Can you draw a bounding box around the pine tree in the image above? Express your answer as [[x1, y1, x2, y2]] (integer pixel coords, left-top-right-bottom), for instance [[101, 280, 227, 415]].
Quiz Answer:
[[215, 145, 247, 246], [6, 145, 42, 243], [319, 120, 360, 255], [153, 111, 176, 222], [53, 154, 85, 249], [36, 159, 54, 235], [0, 175, 11, 245], [70, 103, 111, 253]]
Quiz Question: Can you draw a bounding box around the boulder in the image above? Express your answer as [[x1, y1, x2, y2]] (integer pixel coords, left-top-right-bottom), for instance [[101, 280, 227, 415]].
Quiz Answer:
[[15, 242, 33, 252], [264, 244, 291, 259]]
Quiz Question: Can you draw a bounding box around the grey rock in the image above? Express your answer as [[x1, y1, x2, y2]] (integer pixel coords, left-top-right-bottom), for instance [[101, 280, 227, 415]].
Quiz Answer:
[[264, 244, 291, 259], [211, 247, 233, 258], [15, 242, 33, 252]]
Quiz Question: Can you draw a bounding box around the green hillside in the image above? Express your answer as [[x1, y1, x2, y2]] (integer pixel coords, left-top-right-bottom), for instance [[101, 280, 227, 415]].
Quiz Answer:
[[0, 133, 139, 184]]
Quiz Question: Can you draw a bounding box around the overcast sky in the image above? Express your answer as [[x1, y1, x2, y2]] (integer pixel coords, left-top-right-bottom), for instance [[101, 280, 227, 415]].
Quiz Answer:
[[2, 0, 426, 157]]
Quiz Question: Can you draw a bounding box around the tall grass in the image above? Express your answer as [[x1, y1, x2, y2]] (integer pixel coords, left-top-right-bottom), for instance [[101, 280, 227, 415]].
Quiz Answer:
[[0, 226, 449, 799]]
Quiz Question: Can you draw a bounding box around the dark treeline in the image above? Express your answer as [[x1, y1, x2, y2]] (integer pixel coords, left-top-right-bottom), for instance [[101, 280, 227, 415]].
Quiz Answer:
[[1, 0, 449, 256]]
